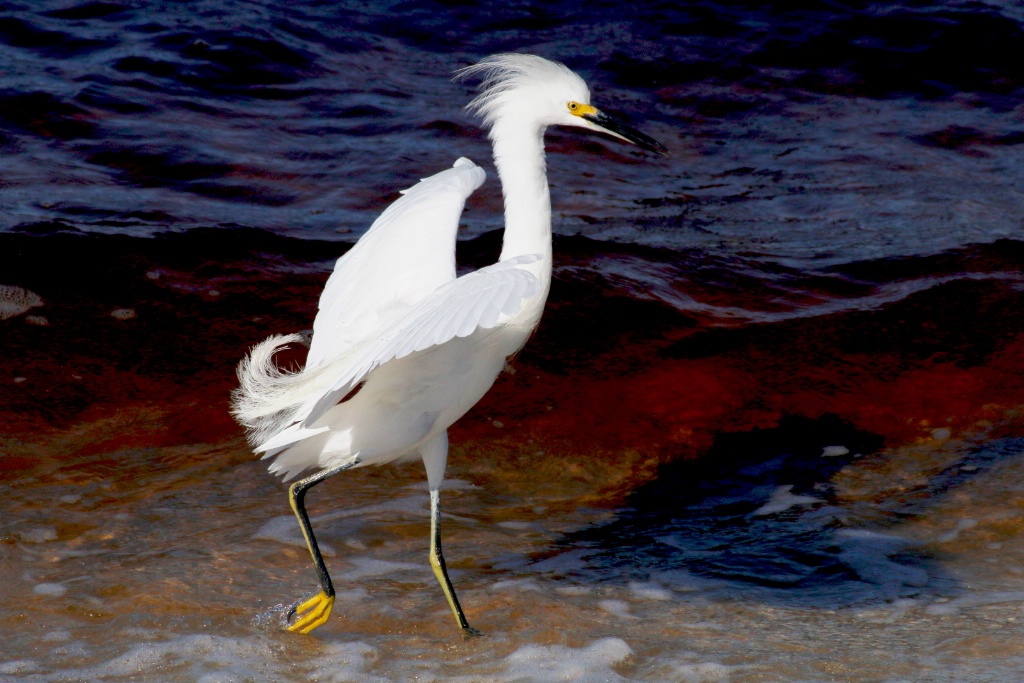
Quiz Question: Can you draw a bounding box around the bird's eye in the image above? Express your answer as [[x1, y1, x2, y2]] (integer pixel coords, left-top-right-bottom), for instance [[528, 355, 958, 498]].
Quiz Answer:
[[567, 101, 579, 112]]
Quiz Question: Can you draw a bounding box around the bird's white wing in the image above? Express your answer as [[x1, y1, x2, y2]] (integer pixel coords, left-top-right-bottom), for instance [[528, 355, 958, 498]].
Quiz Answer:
[[256, 255, 540, 454], [305, 157, 486, 370]]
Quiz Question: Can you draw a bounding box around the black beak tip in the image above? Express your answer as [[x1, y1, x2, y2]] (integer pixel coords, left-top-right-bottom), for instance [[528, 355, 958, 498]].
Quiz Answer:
[[584, 110, 670, 159], [625, 133, 670, 159], [647, 141, 671, 159]]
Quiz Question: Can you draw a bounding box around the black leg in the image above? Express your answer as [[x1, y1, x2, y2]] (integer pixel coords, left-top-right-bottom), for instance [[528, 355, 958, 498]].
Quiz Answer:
[[285, 461, 357, 633]]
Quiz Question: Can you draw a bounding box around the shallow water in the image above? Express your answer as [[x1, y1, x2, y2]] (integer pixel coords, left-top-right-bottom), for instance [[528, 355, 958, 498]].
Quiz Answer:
[[1, 0, 1024, 680], [4, 411, 1024, 681]]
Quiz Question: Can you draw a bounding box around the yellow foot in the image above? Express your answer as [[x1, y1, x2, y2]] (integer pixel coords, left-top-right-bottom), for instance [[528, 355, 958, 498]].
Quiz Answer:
[[286, 589, 335, 634]]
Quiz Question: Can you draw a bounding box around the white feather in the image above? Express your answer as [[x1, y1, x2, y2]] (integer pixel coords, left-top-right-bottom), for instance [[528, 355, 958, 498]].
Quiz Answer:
[[305, 158, 485, 369], [255, 256, 541, 453]]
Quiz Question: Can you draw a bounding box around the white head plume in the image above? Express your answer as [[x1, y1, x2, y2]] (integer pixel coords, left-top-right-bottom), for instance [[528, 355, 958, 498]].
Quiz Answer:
[[456, 53, 591, 132]]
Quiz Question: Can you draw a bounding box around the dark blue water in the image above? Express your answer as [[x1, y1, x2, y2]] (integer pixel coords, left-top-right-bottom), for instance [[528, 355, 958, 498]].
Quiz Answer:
[[2, 2, 1024, 680], [1, 1, 1021, 255]]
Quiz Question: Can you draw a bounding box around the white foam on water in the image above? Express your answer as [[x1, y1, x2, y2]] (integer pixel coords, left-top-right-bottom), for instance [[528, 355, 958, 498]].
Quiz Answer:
[[79, 634, 279, 679], [835, 529, 929, 593], [627, 581, 673, 601], [491, 578, 544, 592], [656, 660, 735, 683], [822, 445, 850, 457], [20, 525, 58, 543], [0, 659, 38, 675], [598, 599, 638, 620], [304, 641, 386, 683], [498, 637, 633, 683], [570, 258, 1024, 327], [33, 582, 68, 597], [195, 673, 239, 683], [937, 518, 978, 543], [924, 590, 1024, 617], [750, 485, 823, 516], [42, 629, 72, 642]]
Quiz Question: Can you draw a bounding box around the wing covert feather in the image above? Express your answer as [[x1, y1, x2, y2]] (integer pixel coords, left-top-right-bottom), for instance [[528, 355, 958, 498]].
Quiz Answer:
[[305, 158, 486, 369], [253, 256, 540, 453], [306, 256, 539, 428]]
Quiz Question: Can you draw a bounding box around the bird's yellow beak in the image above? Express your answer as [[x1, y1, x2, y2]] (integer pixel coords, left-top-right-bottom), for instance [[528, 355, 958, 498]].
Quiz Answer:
[[568, 101, 669, 157]]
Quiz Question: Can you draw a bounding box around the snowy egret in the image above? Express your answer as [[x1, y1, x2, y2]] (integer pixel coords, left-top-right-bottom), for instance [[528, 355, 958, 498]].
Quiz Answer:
[[232, 53, 666, 636]]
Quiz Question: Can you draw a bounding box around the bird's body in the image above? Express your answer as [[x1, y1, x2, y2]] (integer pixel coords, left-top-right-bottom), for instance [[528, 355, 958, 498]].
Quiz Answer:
[[235, 158, 542, 486], [232, 53, 665, 635]]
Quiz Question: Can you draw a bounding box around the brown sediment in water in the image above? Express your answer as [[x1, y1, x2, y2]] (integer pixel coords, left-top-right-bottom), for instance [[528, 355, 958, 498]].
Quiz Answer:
[[1, 229, 1023, 482]]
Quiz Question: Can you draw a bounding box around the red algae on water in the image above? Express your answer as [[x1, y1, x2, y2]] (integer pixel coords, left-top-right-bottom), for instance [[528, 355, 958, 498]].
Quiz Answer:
[[2, 231, 1023, 472]]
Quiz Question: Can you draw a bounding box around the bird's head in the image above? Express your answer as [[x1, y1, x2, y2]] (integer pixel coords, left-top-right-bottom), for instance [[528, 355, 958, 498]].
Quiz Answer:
[[457, 53, 668, 157]]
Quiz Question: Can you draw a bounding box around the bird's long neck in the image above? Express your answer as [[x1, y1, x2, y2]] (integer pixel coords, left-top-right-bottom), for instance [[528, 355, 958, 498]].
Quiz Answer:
[[491, 123, 553, 267]]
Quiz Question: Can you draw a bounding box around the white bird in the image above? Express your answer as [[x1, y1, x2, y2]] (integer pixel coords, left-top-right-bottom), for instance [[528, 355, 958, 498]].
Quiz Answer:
[[232, 53, 666, 636]]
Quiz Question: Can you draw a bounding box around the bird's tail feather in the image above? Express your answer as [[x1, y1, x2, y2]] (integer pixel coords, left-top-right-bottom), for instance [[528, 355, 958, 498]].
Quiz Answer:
[[230, 333, 339, 453]]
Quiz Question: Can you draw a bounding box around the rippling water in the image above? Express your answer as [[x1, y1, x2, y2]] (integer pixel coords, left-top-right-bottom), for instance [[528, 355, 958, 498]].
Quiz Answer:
[[1, 1, 1024, 681]]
